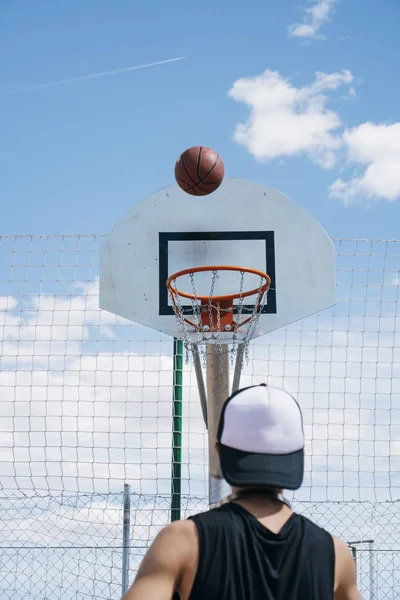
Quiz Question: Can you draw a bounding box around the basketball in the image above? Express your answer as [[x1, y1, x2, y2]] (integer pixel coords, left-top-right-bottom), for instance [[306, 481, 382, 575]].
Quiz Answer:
[[175, 146, 224, 196]]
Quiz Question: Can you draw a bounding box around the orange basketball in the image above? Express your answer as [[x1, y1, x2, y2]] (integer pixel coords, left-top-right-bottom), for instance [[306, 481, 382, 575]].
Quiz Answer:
[[175, 146, 224, 196]]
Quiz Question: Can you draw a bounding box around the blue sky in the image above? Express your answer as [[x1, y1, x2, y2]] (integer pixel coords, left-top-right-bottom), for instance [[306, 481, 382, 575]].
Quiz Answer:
[[1, 0, 400, 239]]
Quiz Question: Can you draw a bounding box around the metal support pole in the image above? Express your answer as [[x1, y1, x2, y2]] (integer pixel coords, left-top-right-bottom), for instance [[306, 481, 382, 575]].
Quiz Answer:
[[121, 483, 131, 598], [232, 344, 245, 394], [171, 338, 183, 522], [192, 344, 208, 427], [206, 345, 232, 507]]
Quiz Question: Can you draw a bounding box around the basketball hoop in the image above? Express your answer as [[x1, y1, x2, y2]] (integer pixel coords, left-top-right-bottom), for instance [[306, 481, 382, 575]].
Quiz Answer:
[[166, 265, 271, 365]]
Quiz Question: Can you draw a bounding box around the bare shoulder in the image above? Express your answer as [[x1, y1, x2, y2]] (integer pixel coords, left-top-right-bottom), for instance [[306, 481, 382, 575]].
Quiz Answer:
[[161, 519, 197, 536], [333, 536, 353, 556], [158, 519, 198, 544], [333, 537, 363, 600], [141, 518, 198, 571], [122, 520, 198, 600], [149, 519, 198, 558]]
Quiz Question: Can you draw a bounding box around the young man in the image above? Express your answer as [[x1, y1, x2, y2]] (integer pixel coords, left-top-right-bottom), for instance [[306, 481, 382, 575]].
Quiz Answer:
[[123, 384, 363, 600]]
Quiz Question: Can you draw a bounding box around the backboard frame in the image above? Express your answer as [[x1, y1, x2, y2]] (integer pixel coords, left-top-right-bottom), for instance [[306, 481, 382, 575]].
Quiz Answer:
[[158, 231, 276, 316]]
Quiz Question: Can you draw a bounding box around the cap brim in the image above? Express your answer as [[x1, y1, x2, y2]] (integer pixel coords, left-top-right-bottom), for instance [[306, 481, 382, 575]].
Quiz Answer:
[[219, 444, 304, 491]]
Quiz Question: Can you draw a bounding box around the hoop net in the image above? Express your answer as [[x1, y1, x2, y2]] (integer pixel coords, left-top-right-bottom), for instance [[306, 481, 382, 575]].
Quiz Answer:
[[166, 265, 271, 366]]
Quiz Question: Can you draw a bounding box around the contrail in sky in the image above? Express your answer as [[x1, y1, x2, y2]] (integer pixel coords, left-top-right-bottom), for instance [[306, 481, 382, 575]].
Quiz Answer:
[[4, 56, 185, 95]]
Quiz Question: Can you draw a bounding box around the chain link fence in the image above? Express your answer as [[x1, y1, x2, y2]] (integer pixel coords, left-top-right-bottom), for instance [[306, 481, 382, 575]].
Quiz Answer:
[[1, 235, 400, 597], [0, 492, 399, 598]]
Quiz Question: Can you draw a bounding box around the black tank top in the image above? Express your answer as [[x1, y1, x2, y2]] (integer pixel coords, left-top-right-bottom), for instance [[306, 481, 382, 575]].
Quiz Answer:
[[182, 502, 334, 600]]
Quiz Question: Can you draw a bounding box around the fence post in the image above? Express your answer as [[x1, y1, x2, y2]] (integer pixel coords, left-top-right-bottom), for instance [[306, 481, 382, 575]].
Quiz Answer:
[[121, 483, 131, 598], [348, 538, 375, 599], [369, 540, 375, 600]]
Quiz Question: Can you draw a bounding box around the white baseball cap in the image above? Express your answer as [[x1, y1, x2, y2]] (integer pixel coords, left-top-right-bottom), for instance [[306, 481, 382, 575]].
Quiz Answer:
[[217, 384, 304, 490]]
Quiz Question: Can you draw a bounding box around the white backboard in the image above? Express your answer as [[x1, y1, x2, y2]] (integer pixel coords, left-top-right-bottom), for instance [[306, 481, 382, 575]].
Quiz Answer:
[[100, 178, 336, 339]]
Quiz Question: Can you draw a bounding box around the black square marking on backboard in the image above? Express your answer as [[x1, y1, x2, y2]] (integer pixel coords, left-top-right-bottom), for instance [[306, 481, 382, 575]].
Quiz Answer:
[[159, 232, 276, 316]]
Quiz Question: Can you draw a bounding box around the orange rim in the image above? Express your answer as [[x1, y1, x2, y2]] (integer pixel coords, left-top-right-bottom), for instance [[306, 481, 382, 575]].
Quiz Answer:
[[166, 265, 271, 303], [166, 266, 271, 332]]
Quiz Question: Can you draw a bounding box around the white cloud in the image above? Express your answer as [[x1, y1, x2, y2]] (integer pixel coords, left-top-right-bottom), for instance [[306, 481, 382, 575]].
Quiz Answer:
[[228, 68, 353, 168], [0, 283, 208, 498], [228, 67, 400, 207], [289, 0, 340, 40], [0, 296, 18, 311], [330, 122, 400, 204], [1, 256, 399, 503], [0, 289, 394, 501]]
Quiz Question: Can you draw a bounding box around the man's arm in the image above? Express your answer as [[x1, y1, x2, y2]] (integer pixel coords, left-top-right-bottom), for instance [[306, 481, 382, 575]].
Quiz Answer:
[[334, 537, 363, 600], [122, 520, 196, 600]]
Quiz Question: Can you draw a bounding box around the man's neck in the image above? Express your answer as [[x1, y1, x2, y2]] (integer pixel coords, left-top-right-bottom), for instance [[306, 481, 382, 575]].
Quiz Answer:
[[231, 488, 292, 509], [232, 490, 294, 532]]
